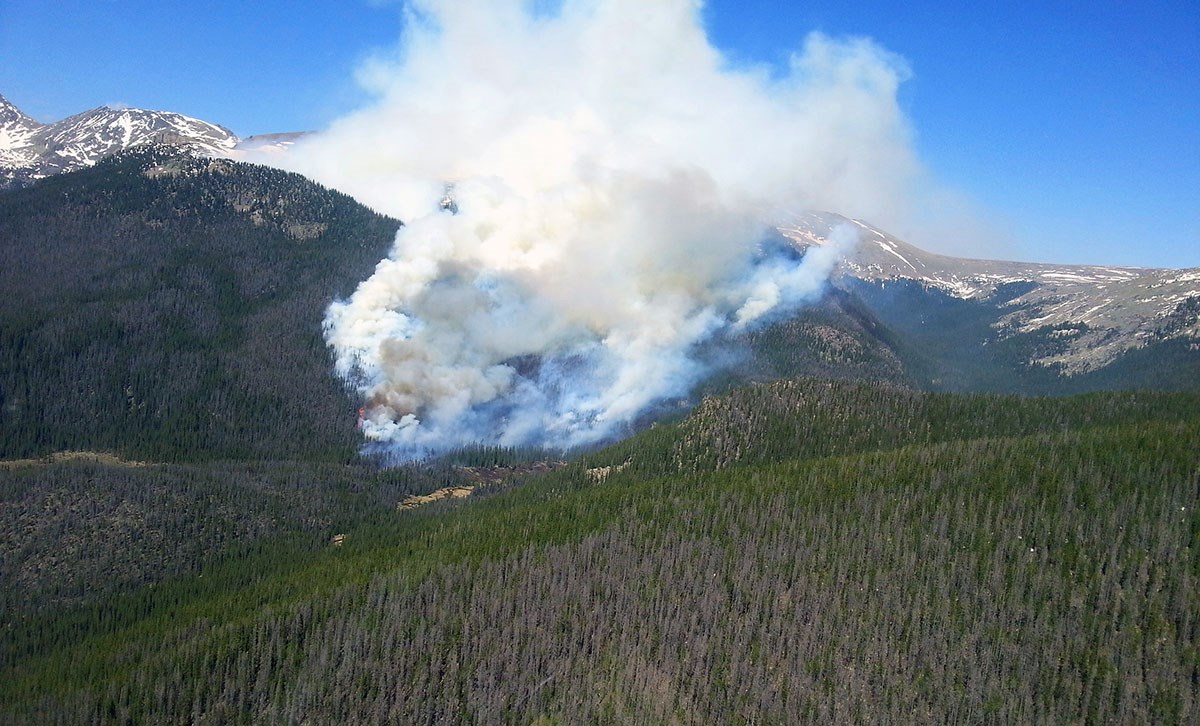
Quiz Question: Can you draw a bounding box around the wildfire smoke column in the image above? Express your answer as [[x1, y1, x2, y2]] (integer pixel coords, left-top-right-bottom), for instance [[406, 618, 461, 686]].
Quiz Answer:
[[278, 0, 920, 458]]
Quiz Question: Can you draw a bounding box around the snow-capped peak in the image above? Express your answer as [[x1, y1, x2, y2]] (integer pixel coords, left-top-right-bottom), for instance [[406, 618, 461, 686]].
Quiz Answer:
[[1, 94, 240, 189], [0, 94, 42, 130], [0, 94, 46, 173]]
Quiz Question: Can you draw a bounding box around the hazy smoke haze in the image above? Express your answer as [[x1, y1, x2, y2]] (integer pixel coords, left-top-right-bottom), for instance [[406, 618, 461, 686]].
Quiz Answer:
[[274, 0, 924, 458]]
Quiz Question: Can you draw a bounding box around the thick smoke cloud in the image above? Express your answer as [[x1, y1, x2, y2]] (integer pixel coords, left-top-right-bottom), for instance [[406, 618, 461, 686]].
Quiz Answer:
[[276, 0, 920, 458]]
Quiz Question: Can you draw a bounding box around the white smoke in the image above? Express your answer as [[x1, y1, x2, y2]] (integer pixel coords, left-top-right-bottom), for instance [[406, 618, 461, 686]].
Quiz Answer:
[[274, 0, 921, 458]]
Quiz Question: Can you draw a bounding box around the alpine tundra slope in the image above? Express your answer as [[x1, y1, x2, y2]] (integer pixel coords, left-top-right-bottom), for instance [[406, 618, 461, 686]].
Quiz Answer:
[[781, 212, 1199, 388]]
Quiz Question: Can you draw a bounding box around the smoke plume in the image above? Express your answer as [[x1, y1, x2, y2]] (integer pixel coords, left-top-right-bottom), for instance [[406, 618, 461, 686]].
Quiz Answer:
[[276, 0, 921, 458]]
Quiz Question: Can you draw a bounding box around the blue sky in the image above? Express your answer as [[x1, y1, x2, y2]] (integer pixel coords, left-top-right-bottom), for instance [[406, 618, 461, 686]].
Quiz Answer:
[[1, 0, 1197, 268]]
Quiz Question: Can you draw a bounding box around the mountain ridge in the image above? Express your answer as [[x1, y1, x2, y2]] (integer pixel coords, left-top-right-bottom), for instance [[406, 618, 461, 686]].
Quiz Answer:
[[3, 93, 1197, 394], [780, 211, 1200, 375], [0, 94, 281, 189]]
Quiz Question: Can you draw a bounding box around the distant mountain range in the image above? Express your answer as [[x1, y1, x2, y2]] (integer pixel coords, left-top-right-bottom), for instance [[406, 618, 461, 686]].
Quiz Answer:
[[779, 212, 1199, 389], [0, 94, 306, 190], [2, 94, 1197, 396]]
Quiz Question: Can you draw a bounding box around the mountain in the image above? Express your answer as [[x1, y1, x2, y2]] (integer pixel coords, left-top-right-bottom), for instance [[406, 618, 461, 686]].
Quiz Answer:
[[0, 146, 400, 462], [1, 141, 1197, 724], [778, 212, 1200, 392], [0, 96, 43, 173], [4, 92, 1195, 392], [0, 95, 242, 189], [1, 138, 1195, 468]]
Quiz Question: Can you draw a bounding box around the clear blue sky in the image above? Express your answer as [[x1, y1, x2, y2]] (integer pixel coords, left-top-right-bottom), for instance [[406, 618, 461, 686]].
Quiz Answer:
[[1, 0, 1197, 268]]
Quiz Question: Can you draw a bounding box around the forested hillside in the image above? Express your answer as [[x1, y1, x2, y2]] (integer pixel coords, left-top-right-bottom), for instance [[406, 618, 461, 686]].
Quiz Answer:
[[1, 150, 1197, 724], [0, 147, 399, 462], [2, 380, 1196, 723], [0, 454, 464, 614], [4, 147, 1193, 468], [0, 151, 483, 664]]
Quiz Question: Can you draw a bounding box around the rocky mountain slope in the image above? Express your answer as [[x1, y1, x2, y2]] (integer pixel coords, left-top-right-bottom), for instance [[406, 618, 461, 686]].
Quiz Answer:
[[0, 95, 244, 189], [0, 96, 43, 171], [781, 212, 1200, 379]]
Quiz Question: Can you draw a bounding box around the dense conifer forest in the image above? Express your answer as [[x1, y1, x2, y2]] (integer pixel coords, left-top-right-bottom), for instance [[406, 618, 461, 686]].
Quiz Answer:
[[1, 151, 1197, 723], [0, 148, 399, 462], [2, 379, 1197, 723]]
